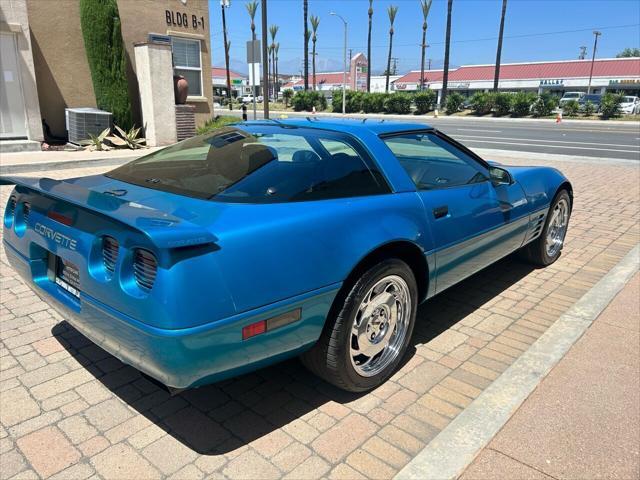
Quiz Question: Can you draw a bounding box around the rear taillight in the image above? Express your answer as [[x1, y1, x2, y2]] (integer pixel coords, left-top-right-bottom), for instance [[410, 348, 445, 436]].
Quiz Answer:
[[133, 249, 157, 292], [102, 236, 119, 274], [22, 203, 31, 224]]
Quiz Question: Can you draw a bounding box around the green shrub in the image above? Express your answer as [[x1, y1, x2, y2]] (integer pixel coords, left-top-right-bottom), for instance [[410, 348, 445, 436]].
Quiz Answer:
[[196, 116, 238, 135], [492, 93, 512, 116], [445, 92, 464, 114], [563, 100, 579, 116], [469, 92, 493, 115], [531, 93, 558, 117], [511, 92, 536, 117], [414, 91, 436, 114], [80, 0, 133, 129], [331, 90, 368, 113], [282, 89, 293, 108], [291, 91, 327, 112], [361, 93, 388, 113], [582, 100, 596, 116], [600, 93, 623, 119], [384, 93, 412, 114]]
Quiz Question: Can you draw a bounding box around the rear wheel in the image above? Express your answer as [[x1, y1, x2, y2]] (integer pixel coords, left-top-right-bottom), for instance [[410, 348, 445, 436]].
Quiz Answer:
[[301, 259, 417, 392], [522, 189, 571, 266]]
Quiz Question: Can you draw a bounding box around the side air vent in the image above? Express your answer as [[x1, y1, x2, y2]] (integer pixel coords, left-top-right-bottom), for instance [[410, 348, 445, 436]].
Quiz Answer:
[[22, 203, 31, 225], [102, 236, 119, 274], [7, 196, 17, 218], [133, 249, 157, 292], [527, 212, 546, 241]]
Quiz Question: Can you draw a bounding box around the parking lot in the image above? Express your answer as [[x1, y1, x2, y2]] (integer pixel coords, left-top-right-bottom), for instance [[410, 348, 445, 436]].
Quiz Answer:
[[1, 153, 639, 480]]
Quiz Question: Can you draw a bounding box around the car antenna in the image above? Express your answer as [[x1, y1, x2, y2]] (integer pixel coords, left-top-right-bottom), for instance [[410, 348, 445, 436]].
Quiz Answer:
[[361, 118, 368, 123]]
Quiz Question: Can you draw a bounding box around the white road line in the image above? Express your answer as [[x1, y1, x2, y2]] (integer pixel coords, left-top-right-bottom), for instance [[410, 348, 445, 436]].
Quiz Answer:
[[456, 128, 502, 133], [454, 134, 640, 148], [457, 138, 640, 154]]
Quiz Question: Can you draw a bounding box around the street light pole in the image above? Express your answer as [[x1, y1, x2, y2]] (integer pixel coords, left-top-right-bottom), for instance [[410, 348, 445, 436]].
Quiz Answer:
[[261, 0, 269, 119], [587, 30, 601, 95], [330, 12, 347, 115], [221, 0, 232, 111]]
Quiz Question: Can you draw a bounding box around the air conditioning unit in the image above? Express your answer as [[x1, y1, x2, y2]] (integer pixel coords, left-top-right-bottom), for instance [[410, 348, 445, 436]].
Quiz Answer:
[[65, 107, 113, 145]]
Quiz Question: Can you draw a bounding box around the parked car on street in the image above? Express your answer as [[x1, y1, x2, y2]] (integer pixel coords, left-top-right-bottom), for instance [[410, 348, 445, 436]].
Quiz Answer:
[[559, 91, 585, 105], [620, 96, 640, 114], [240, 94, 263, 104], [578, 94, 602, 112], [1, 119, 572, 392]]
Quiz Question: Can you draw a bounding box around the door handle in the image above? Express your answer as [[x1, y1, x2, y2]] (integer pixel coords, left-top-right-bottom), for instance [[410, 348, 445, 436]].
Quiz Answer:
[[433, 205, 449, 219]]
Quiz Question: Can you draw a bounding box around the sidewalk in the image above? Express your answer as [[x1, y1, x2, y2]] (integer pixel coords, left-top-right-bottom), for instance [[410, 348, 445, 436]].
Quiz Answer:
[[460, 273, 640, 480], [0, 147, 161, 174]]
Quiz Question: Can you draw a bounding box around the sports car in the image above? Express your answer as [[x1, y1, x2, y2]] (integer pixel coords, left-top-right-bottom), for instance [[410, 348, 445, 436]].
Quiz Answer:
[[1, 119, 572, 392]]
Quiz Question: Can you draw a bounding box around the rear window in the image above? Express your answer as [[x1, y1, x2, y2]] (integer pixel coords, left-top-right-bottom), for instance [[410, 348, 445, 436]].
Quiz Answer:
[[107, 125, 389, 203]]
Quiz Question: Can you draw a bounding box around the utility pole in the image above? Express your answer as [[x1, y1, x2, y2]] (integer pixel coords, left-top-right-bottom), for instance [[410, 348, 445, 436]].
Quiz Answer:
[[348, 49, 353, 64], [221, 0, 232, 110], [427, 58, 432, 70], [493, 0, 507, 92], [261, 0, 269, 118], [330, 12, 347, 115], [587, 30, 601, 94], [391, 57, 398, 75], [578, 46, 587, 60]]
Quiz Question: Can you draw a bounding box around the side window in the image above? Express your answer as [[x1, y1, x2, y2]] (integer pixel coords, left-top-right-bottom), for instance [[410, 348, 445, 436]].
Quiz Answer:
[[383, 133, 488, 189]]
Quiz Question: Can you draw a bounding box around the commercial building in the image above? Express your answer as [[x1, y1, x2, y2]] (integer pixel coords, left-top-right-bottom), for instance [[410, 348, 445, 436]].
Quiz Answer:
[[394, 58, 640, 101], [0, 0, 213, 151], [211, 67, 248, 100]]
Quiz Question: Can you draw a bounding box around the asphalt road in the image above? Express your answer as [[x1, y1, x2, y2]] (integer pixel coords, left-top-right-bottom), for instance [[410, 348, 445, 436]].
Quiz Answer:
[[225, 110, 640, 161]]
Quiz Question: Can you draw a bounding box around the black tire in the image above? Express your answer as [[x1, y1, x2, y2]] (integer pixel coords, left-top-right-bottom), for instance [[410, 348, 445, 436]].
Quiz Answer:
[[521, 189, 571, 266], [300, 258, 418, 392]]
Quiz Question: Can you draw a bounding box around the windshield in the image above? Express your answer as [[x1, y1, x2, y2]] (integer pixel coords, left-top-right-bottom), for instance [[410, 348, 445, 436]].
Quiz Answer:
[[582, 95, 601, 102], [622, 96, 636, 103], [563, 93, 581, 99], [107, 125, 389, 203]]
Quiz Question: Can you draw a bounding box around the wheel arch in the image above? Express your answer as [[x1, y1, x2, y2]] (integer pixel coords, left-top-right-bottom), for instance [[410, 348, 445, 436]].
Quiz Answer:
[[557, 181, 573, 209], [330, 240, 429, 324]]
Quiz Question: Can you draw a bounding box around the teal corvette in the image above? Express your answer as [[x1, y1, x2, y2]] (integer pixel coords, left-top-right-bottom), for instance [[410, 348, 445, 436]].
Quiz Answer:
[[1, 119, 572, 392]]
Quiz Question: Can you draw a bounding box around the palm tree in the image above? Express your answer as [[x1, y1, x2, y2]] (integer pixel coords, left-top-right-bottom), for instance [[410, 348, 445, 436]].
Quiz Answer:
[[303, 0, 309, 90], [419, 0, 432, 92], [367, 0, 373, 92], [493, 0, 508, 91], [310, 15, 320, 91], [441, 0, 453, 108], [274, 42, 280, 98], [245, 1, 258, 101], [269, 24, 279, 99], [385, 5, 398, 93]]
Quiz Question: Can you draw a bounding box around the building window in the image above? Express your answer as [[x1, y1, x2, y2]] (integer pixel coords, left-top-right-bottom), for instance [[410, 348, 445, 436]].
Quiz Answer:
[[171, 37, 202, 97]]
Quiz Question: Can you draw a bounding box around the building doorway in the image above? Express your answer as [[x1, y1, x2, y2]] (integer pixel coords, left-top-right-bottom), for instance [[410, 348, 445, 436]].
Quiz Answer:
[[0, 32, 28, 139]]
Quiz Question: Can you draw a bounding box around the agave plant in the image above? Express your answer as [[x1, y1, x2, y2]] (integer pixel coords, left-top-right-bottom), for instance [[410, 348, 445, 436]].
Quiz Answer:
[[107, 125, 146, 149], [79, 128, 111, 151]]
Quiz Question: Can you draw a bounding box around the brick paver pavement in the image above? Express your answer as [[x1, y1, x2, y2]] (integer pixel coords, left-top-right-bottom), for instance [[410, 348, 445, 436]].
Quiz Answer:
[[1, 158, 638, 479]]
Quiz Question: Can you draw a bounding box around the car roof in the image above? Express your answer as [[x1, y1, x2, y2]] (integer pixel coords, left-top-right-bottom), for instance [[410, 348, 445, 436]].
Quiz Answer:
[[236, 118, 434, 136]]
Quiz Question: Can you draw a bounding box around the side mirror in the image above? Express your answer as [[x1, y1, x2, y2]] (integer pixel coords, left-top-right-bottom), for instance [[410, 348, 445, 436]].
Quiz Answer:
[[489, 166, 513, 186]]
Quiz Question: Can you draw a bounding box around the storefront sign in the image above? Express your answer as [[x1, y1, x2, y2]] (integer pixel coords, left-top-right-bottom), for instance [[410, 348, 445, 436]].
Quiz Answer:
[[540, 79, 564, 87], [609, 79, 640, 85], [165, 10, 206, 30], [539, 79, 564, 86]]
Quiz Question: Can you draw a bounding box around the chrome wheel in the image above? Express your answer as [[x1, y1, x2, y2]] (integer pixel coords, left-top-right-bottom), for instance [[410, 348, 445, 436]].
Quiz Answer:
[[350, 275, 411, 377], [545, 198, 569, 257]]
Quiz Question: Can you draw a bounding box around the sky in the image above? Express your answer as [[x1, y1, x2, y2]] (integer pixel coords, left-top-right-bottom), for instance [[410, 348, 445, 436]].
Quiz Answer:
[[208, 0, 640, 75]]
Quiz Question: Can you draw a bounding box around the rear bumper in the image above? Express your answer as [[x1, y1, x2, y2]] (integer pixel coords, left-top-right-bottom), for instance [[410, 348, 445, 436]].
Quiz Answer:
[[4, 240, 339, 389]]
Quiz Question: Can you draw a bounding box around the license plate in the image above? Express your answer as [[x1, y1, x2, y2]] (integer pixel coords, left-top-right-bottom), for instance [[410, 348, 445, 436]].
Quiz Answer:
[[52, 255, 81, 298]]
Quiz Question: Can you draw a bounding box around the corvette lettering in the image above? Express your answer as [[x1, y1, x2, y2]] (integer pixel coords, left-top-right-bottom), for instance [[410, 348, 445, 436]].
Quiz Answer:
[[34, 223, 77, 251]]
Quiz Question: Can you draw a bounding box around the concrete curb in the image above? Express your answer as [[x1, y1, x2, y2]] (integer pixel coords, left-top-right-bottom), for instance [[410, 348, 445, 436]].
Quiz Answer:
[[0, 156, 136, 175], [395, 243, 640, 480], [473, 148, 639, 166], [247, 109, 640, 127]]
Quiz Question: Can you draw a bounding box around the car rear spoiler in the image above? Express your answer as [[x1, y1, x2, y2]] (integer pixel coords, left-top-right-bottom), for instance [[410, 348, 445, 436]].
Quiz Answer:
[[1, 176, 217, 250]]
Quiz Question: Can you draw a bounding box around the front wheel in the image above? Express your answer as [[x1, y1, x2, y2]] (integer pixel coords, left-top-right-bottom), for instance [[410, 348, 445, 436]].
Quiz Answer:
[[522, 189, 571, 266], [301, 259, 418, 392]]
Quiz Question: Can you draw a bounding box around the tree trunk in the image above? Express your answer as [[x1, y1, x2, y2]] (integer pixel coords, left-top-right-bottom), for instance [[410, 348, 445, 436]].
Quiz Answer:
[[385, 31, 393, 93], [221, 4, 232, 110], [493, 0, 507, 91], [441, 0, 453, 108], [303, 0, 309, 91], [420, 25, 426, 91], [312, 40, 317, 90]]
